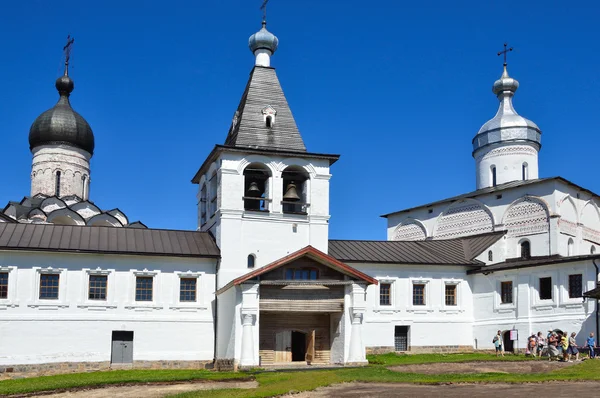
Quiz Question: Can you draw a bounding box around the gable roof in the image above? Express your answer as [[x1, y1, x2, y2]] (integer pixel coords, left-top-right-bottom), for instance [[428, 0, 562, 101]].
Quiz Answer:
[[381, 176, 600, 218], [0, 223, 220, 258], [328, 232, 505, 265], [224, 66, 306, 152], [217, 245, 378, 294]]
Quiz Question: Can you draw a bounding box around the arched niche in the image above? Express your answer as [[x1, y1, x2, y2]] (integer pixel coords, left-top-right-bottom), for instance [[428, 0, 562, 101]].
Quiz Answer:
[[243, 162, 272, 212], [47, 208, 85, 226], [392, 219, 427, 241], [558, 195, 578, 237], [433, 199, 494, 239], [581, 201, 600, 244], [502, 196, 550, 237], [88, 213, 123, 227], [281, 165, 309, 214]]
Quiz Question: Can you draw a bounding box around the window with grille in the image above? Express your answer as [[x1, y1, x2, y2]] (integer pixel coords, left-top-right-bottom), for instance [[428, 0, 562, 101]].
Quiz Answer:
[[179, 278, 197, 302], [445, 284, 457, 306], [500, 281, 513, 304], [568, 274, 583, 299], [0, 272, 8, 299], [285, 268, 318, 280], [135, 277, 153, 302], [539, 277, 552, 300], [394, 326, 409, 351], [488, 250, 493, 261], [39, 274, 60, 300], [380, 283, 391, 306], [413, 284, 425, 306], [88, 275, 107, 300]]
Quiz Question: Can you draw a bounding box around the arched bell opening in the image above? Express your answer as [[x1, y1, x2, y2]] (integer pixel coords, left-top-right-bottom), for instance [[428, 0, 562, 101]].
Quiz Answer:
[[282, 166, 309, 215], [243, 163, 271, 212]]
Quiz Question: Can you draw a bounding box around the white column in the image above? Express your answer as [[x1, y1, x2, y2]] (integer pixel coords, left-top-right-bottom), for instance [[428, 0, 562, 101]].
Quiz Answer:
[[240, 312, 255, 367], [347, 283, 368, 364]]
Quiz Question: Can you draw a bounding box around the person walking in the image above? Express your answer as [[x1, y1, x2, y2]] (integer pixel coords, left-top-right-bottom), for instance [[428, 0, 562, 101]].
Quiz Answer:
[[493, 330, 504, 357], [568, 332, 579, 361], [587, 332, 596, 359], [528, 334, 537, 357], [561, 332, 569, 362], [537, 332, 546, 357], [547, 332, 559, 361]]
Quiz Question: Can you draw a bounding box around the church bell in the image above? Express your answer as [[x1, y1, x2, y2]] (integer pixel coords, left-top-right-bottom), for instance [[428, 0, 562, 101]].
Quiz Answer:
[[283, 181, 301, 202], [247, 181, 261, 197]]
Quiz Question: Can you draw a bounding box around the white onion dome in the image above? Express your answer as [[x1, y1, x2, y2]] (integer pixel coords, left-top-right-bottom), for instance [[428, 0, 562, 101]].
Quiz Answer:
[[472, 65, 541, 155], [249, 21, 279, 55]]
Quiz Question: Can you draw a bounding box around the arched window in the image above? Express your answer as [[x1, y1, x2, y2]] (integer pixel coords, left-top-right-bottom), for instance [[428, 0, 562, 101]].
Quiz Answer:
[[199, 184, 207, 225], [520, 240, 531, 259], [591, 246, 596, 254], [488, 250, 493, 261], [243, 163, 271, 212], [491, 166, 497, 187], [568, 238, 574, 256], [82, 175, 87, 199], [247, 254, 255, 269], [266, 116, 273, 128], [282, 166, 309, 214], [522, 162, 528, 181], [55, 171, 61, 197]]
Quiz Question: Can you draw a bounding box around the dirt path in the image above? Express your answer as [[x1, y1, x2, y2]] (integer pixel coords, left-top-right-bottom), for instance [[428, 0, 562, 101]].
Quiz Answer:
[[293, 381, 600, 397], [34, 380, 257, 398], [389, 360, 578, 374]]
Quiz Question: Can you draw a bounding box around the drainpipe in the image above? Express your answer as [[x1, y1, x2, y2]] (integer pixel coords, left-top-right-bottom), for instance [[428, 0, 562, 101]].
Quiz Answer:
[[213, 258, 221, 367], [593, 259, 599, 340]]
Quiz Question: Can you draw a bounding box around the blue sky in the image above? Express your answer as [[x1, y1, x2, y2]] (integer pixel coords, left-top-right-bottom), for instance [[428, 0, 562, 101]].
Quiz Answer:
[[1, 1, 598, 240]]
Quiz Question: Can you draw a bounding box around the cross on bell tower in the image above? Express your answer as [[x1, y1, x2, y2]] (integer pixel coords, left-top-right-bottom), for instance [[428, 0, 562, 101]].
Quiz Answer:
[[63, 35, 75, 75], [497, 43, 513, 66]]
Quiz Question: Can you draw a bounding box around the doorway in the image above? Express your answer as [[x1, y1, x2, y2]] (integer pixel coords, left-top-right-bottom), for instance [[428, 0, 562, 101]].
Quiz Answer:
[[394, 326, 409, 352], [292, 331, 306, 361], [503, 331, 514, 353], [111, 331, 134, 364]]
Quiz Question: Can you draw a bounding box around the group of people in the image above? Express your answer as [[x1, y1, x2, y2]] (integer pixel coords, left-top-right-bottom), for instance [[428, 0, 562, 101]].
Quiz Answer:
[[493, 330, 597, 361]]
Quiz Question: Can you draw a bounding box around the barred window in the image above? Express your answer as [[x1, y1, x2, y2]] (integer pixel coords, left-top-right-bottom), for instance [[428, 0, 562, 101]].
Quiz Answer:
[[445, 284, 457, 306], [380, 283, 391, 306], [539, 277, 552, 300], [568, 274, 583, 299], [180, 278, 197, 302], [413, 284, 425, 306], [40, 274, 60, 300], [135, 276, 153, 302], [88, 275, 107, 300], [500, 281, 513, 304], [0, 272, 8, 299]]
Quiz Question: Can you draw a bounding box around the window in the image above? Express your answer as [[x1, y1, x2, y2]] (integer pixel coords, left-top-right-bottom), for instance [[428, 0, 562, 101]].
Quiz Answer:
[[55, 171, 61, 197], [380, 283, 391, 306], [88, 275, 107, 300], [568, 238, 574, 256], [282, 166, 309, 214], [0, 272, 8, 299], [135, 276, 153, 301], [520, 241, 531, 259], [539, 277, 552, 300], [500, 281, 513, 304], [266, 115, 273, 128], [243, 164, 270, 211], [491, 166, 497, 187], [488, 250, 493, 261], [209, 173, 218, 217], [39, 274, 60, 300], [522, 162, 528, 180], [445, 284, 457, 306], [247, 254, 255, 269], [592, 246, 597, 254], [394, 326, 409, 351], [285, 268, 318, 280], [413, 284, 425, 305], [568, 274, 583, 299], [179, 278, 197, 302], [200, 184, 207, 225], [82, 175, 87, 199]]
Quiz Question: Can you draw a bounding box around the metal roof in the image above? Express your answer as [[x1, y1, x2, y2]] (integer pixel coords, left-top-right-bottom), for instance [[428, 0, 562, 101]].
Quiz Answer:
[[468, 254, 600, 274], [328, 232, 504, 265], [381, 177, 600, 218], [224, 66, 306, 152], [0, 223, 220, 258]]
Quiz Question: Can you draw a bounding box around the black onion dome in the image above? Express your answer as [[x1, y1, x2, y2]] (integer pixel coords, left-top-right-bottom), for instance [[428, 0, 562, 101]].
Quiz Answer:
[[28, 75, 95, 155]]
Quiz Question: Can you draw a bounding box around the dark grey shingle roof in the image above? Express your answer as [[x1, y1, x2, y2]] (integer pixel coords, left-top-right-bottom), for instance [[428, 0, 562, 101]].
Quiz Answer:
[[328, 232, 504, 265], [468, 254, 600, 274], [0, 223, 220, 258], [224, 66, 306, 152]]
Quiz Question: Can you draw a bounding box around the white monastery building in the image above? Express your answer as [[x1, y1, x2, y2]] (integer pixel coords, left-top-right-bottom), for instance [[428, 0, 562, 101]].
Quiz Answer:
[[1, 17, 600, 374]]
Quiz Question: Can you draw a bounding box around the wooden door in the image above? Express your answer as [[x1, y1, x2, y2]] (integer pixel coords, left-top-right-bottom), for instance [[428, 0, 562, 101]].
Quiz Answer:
[[275, 331, 291, 363], [305, 330, 315, 363]]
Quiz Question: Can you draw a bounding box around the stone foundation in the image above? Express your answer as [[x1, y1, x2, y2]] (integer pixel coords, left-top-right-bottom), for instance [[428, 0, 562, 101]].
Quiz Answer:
[[214, 358, 237, 372], [366, 345, 475, 355], [0, 360, 213, 380]]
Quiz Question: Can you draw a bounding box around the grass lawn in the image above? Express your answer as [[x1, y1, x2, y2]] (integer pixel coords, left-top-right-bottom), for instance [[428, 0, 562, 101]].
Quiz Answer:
[[0, 369, 246, 396], [1, 353, 598, 397]]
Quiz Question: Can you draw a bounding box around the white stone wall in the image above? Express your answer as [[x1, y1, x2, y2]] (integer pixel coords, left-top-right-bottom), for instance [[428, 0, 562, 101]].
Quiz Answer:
[[197, 152, 332, 289], [31, 145, 91, 199], [0, 250, 216, 365], [474, 143, 539, 190], [471, 259, 597, 350]]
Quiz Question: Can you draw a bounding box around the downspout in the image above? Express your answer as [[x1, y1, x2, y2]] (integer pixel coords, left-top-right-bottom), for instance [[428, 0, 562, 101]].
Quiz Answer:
[[593, 259, 599, 340], [213, 258, 221, 367]]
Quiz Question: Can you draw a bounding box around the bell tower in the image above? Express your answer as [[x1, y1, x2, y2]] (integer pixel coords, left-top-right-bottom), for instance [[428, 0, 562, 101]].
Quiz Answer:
[[192, 19, 339, 289]]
